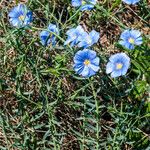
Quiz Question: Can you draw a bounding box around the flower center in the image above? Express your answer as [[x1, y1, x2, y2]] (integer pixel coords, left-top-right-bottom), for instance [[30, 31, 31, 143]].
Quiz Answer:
[[128, 38, 135, 44], [19, 15, 25, 21], [84, 59, 90, 66], [116, 63, 123, 70], [82, 0, 86, 5]]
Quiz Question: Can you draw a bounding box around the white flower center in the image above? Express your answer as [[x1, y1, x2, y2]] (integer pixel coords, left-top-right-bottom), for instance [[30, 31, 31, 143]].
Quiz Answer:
[[19, 15, 25, 21], [82, 0, 86, 5], [116, 63, 123, 70], [84, 59, 90, 66], [128, 38, 135, 44]]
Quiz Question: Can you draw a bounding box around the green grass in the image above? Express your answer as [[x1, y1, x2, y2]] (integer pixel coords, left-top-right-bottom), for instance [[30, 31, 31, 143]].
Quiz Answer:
[[0, 0, 150, 149]]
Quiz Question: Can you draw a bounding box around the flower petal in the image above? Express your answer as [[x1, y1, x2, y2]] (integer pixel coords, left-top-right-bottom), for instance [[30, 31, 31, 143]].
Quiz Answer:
[[88, 68, 96, 77], [111, 70, 122, 78], [81, 4, 94, 11], [80, 66, 90, 77], [91, 57, 100, 66], [89, 30, 100, 44], [89, 64, 99, 72], [106, 62, 114, 74], [72, 0, 82, 7]]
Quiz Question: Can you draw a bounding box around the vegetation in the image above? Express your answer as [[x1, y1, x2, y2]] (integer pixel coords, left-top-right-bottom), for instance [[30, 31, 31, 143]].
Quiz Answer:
[[0, 0, 150, 149]]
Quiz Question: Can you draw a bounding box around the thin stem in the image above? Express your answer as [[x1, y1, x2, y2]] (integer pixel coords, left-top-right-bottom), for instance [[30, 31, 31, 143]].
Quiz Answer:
[[31, 26, 74, 53], [91, 81, 100, 150]]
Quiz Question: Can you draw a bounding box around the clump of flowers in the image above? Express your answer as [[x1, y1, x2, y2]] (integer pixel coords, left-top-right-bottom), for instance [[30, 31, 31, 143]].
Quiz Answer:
[[72, 0, 97, 11], [64, 25, 85, 47], [73, 49, 100, 77], [122, 0, 140, 5], [78, 30, 100, 48], [40, 24, 59, 46], [65, 25, 99, 48], [8, 4, 33, 27], [7, 2, 144, 79], [106, 53, 130, 78]]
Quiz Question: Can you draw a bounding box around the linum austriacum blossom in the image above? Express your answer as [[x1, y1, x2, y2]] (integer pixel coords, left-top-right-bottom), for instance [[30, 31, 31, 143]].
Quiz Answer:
[[64, 25, 85, 47], [64, 25, 100, 48], [40, 24, 59, 46], [71, 0, 97, 11], [78, 30, 100, 48], [8, 4, 33, 27], [122, 0, 140, 5], [73, 49, 100, 78], [119, 29, 143, 50], [106, 53, 130, 78]]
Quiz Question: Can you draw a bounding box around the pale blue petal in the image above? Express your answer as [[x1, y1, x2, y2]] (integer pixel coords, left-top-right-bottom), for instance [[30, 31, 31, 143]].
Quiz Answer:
[[127, 43, 134, 50], [109, 54, 121, 63], [122, 0, 132, 4], [89, 30, 100, 44], [119, 40, 126, 47], [40, 31, 50, 46], [121, 66, 129, 76], [88, 68, 96, 77], [120, 53, 130, 64], [77, 32, 88, 41], [91, 57, 100, 66], [72, 0, 82, 7], [130, 30, 141, 38], [48, 24, 59, 34], [122, 42, 134, 50], [135, 37, 143, 45], [70, 40, 78, 47], [74, 50, 86, 62], [123, 0, 140, 4], [9, 18, 20, 26], [120, 30, 130, 40], [89, 0, 97, 5], [111, 70, 122, 78], [76, 25, 85, 33], [132, 0, 140, 4], [64, 36, 76, 45], [81, 4, 94, 11], [64, 38, 70, 45], [86, 49, 97, 59], [40, 31, 49, 37], [106, 62, 114, 74], [66, 28, 76, 35], [8, 7, 20, 18], [80, 66, 90, 77], [78, 41, 88, 48], [89, 64, 99, 72], [74, 64, 84, 74]]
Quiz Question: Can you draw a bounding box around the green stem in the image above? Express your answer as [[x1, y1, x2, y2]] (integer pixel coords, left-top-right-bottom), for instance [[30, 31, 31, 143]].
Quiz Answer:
[[44, 93, 60, 150], [91, 81, 100, 150]]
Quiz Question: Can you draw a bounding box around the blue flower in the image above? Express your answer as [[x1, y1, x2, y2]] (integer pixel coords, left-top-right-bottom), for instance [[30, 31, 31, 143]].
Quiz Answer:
[[119, 29, 142, 50], [73, 49, 100, 78], [8, 4, 33, 27], [122, 0, 140, 5], [78, 30, 100, 48], [72, 0, 97, 11], [106, 53, 130, 78], [40, 24, 59, 46], [64, 25, 85, 47]]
